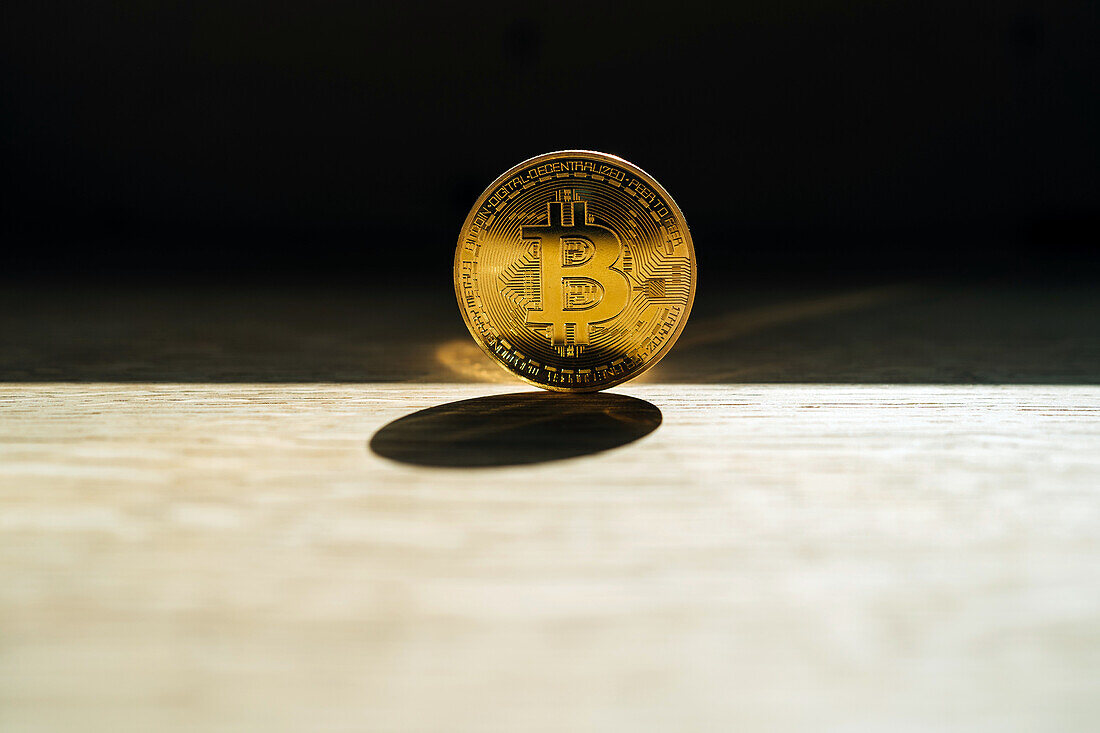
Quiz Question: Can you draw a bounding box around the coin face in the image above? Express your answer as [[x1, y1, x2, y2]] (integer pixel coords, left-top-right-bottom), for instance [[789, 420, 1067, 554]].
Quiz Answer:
[[454, 150, 696, 392]]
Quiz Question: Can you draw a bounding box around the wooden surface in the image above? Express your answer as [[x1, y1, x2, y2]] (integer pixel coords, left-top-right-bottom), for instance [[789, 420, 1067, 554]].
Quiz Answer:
[[2, 283, 1100, 732]]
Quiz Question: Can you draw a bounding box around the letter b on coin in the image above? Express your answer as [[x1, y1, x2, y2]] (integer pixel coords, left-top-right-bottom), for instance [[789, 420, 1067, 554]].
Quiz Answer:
[[523, 199, 629, 348]]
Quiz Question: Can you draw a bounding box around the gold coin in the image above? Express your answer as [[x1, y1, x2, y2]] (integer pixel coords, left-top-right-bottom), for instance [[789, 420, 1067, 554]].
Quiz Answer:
[[454, 150, 696, 392]]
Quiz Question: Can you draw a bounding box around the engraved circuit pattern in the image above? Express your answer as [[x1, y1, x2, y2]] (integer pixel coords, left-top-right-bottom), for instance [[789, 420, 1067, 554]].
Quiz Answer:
[[455, 151, 696, 391]]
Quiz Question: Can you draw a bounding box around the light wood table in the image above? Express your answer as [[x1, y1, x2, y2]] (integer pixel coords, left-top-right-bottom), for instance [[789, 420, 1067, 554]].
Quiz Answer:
[[2, 283, 1099, 732]]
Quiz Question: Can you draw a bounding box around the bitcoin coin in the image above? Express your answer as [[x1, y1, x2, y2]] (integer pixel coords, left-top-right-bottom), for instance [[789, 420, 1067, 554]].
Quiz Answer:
[[454, 150, 696, 392]]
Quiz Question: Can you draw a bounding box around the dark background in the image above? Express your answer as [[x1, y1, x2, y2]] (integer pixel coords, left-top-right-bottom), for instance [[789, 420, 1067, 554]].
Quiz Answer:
[[2, 0, 1097, 284]]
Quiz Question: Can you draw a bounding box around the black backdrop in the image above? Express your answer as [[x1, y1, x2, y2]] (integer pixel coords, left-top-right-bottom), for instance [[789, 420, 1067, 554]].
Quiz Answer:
[[3, 1, 1097, 283]]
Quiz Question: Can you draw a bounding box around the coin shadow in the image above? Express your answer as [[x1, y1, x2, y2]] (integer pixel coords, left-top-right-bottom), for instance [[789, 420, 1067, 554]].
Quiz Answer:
[[369, 391, 662, 468]]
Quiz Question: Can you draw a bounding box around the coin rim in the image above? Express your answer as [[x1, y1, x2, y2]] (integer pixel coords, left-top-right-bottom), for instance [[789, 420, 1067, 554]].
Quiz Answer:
[[453, 149, 697, 393]]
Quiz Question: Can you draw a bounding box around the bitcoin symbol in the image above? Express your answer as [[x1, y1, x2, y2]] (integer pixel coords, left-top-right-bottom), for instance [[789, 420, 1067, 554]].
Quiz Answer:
[[523, 199, 629, 350]]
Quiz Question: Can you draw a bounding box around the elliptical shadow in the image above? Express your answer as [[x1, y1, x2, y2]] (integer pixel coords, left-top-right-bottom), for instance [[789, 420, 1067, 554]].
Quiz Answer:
[[370, 391, 662, 468]]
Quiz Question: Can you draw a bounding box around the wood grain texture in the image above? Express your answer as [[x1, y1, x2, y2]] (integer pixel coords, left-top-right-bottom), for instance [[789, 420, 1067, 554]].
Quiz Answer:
[[2, 381, 1100, 732]]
